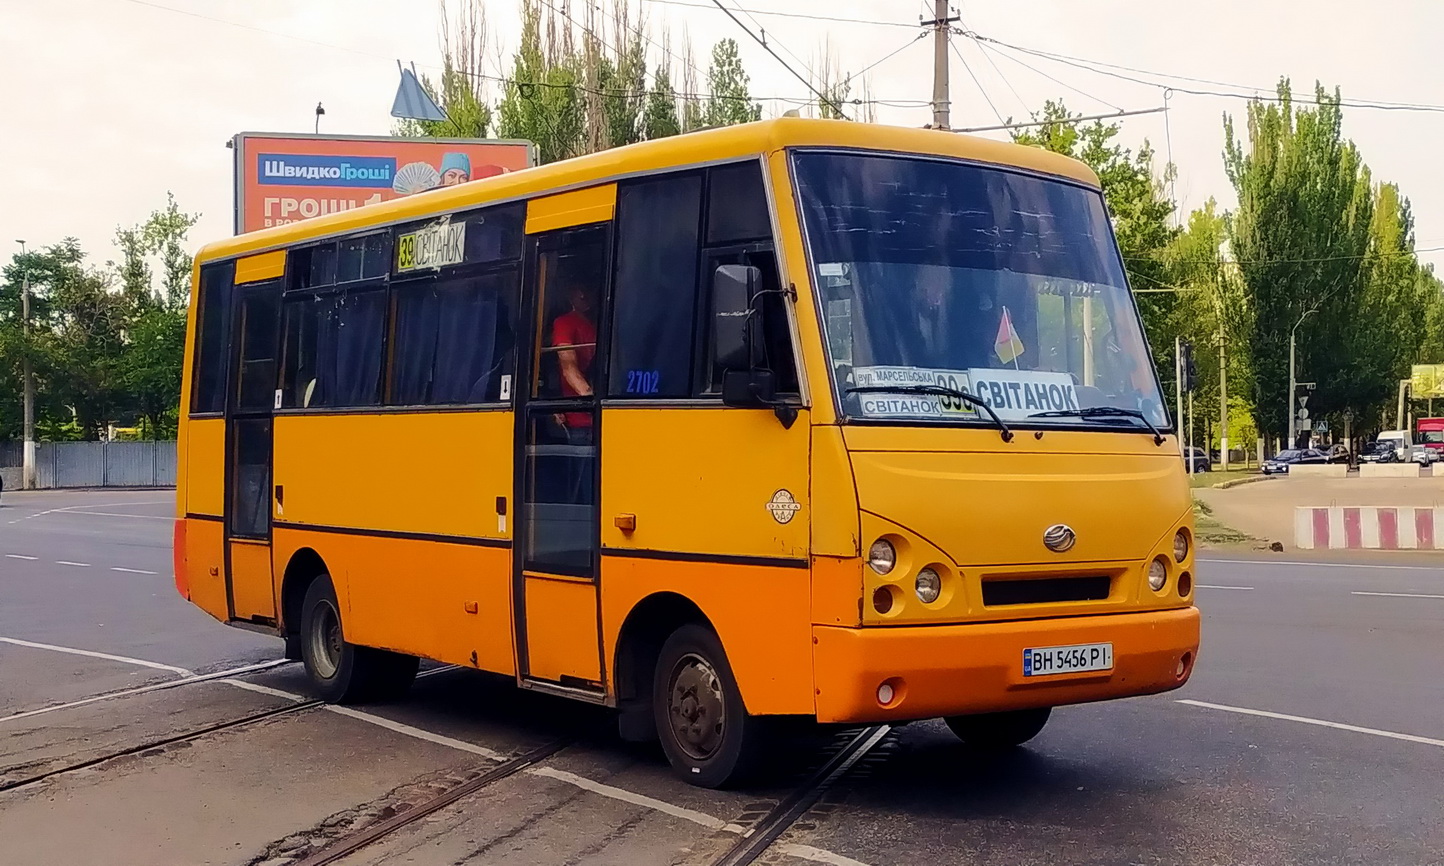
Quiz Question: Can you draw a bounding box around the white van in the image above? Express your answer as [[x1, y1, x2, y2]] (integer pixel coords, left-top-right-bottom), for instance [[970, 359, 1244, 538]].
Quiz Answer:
[[1378, 430, 1436, 465]]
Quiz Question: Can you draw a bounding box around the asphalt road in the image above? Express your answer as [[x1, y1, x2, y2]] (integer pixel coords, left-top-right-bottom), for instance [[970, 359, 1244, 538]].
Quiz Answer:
[[1, 491, 1441, 865]]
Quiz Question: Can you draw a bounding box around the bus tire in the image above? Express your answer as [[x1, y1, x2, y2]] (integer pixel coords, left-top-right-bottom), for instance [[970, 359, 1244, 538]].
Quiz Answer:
[[300, 574, 417, 704], [652, 623, 766, 788], [944, 707, 1052, 748]]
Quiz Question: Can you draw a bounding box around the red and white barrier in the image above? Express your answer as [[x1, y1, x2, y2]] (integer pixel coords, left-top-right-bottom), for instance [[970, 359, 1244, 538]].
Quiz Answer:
[[1294, 506, 1443, 550]]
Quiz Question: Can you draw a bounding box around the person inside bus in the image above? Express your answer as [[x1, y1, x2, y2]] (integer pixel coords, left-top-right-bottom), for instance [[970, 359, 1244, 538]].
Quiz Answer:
[[552, 281, 597, 440]]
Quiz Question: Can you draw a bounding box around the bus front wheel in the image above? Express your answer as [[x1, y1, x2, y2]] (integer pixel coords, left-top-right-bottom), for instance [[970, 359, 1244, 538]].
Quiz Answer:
[[944, 707, 1052, 749], [652, 623, 767, 788], [300, 574, 418, 704]]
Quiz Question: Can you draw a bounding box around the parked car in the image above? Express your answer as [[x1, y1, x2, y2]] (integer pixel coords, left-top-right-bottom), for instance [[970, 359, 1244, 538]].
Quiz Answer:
[[1327, 444, 1351, 463], [1184, 446, 1211, 472], [1357, 440, 1400, 464], [1261, 448, 1329, 475]]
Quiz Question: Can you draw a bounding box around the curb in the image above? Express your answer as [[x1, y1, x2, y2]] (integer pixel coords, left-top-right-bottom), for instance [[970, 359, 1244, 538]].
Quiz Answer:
[[1212, 474, 1277, 490]]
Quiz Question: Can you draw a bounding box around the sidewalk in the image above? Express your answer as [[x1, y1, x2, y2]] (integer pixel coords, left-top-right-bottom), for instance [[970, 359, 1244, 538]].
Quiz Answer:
[[1194, 475, 1444, 550]]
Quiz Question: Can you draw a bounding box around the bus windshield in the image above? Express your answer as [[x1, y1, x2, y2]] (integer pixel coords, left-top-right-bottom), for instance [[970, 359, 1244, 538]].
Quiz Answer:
[[793, 151, 1168, 429]]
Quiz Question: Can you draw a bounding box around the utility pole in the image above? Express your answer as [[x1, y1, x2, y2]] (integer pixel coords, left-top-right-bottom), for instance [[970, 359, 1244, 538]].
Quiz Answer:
[[1288, 308, 1316, 449], [1219, 333, 1229, 470], [1174, 337, 1184, 458], [15, 239, 34, 490], [927, 1, 959, 129]]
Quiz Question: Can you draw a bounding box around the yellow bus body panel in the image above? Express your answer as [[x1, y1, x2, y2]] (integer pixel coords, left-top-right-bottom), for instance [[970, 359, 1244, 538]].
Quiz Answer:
[[271, 412, 511, 540], [598, 408, 810, 560], [183, 417, 226, 517], [234, 250, 286, 284], [523, 576, 602, 683], [525, 184, 617, 234]]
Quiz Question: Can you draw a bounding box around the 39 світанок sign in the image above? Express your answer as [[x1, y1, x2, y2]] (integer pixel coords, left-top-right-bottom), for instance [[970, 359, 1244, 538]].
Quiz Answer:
[[232, 133, 535, 235]]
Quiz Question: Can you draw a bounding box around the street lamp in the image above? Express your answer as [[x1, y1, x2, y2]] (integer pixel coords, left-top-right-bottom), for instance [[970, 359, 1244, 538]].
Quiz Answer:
[[14, 239, 34, 489], [1288, 307, 1317, 448]]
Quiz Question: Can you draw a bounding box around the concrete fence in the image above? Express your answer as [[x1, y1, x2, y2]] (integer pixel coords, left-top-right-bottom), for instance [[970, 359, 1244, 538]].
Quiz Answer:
[[1295, 506, 1443, 549], [0, 441, 176, 490], [1287, 464, 1350, 478], [1358, 463, 1422, 478]]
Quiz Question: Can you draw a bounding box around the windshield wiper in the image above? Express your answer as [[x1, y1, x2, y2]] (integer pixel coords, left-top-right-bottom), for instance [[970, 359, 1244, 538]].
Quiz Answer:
[[846, 385, 1014, 442], [1030, 406, 1166, 446]]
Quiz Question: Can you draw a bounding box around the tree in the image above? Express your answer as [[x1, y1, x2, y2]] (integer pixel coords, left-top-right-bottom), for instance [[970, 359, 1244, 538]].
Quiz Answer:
[[394, 0, 494, 139], [1225, 80, 1376, 440], [116, 194, 199, 437], [642, 61, 681, 139], [703, 38, 761, 127], [496, 0, 587, 164]]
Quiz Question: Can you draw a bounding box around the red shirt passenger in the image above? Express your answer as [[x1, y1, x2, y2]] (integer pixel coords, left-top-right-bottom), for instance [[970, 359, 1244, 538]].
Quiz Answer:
[[552, 285, 596, 430]]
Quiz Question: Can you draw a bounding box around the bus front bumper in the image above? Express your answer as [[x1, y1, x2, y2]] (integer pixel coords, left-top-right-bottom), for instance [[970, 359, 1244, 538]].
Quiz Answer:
[[811, 607, 1199, 723]]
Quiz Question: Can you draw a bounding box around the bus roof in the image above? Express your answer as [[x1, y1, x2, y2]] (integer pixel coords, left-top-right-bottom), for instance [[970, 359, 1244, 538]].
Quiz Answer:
[[196, 117, 1101, 264]]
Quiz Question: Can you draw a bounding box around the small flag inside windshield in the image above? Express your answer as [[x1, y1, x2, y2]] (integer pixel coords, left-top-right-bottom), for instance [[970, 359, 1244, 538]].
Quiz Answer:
[[994, 306, 1025, 365]]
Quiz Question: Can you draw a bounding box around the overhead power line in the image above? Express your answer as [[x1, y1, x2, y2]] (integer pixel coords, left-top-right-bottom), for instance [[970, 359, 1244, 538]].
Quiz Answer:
[[967, 30, 1444, 114], [641, 0, 913, 29], [968, 33, 1123, 113], [950, 39, 1005, 126], [955, 106, 1165, 133], [706, 0, 851, 119]]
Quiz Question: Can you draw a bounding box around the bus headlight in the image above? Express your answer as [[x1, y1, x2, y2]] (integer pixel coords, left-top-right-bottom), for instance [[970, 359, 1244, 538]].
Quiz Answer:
[[1148, 557, 1168, 592], [868, 539, 896, 575], [915, 568, 941, 604], [1173, 529, 1190, 563]]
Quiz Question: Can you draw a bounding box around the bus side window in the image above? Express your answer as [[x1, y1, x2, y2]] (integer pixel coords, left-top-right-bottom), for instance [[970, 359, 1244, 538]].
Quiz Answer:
[[608, 172, 703, 400], [191, 261, 235, 415]]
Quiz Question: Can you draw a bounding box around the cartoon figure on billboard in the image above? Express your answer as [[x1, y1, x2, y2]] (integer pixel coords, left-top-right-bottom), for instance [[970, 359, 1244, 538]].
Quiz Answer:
[[440, 152, 471, 186]]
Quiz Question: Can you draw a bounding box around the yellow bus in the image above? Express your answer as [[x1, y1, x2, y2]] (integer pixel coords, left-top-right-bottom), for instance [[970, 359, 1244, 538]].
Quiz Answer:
[[174, 118, 1199, 787]]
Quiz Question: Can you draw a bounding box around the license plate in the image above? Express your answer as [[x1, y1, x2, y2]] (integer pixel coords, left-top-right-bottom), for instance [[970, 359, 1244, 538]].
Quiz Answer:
[[1022, 642, 1114, 677]]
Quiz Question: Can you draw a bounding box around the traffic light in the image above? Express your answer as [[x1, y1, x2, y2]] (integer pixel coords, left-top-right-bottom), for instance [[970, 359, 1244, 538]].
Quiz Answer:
[[1180, 341, 1197, 392]]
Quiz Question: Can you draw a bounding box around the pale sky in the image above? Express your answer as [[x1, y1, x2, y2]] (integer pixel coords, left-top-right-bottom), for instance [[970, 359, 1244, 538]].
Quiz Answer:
[[7, 0, 1444, 272]]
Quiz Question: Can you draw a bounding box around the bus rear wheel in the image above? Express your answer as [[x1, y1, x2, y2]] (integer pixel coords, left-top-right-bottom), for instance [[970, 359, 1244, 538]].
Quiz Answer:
[[652, 623, 767, 788], [300, 574, 418, 704], [944, 707, 1052, 749]]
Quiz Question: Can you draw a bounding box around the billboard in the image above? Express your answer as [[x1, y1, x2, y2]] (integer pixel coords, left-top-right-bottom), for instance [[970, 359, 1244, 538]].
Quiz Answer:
[[232, 133, 535, 235], [1413, 364, 1444, 399]]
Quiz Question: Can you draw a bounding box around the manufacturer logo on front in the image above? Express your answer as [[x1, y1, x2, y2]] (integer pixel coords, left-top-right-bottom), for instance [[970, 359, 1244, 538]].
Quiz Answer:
[[1043, 523, 1076, 552]]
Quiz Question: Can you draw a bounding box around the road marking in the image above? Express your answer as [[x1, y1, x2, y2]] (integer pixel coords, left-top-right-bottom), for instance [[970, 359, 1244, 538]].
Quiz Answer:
[[0, 660, 291, 724], [0, 636, 192, 675], [777, 844, 874, 866], [1351, 590, 1444, 599], [55, 561, 91, 567], [5, 554, 38, 560], [111, 567, 158, 575], [215, 674, 879, 862], [527, 766, 746, 833], [1197, 584, 1254, 590], [327, 705, 507, 760], [52, 509, 174, 521], [1200, 558, 1444, 572], [1179, 699, 1444, 748]]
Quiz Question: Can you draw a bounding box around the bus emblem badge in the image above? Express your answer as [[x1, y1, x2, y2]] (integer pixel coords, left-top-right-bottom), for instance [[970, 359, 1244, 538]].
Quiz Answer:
[[767, 490, 802, 524], [1043, 524, 1076, 553]]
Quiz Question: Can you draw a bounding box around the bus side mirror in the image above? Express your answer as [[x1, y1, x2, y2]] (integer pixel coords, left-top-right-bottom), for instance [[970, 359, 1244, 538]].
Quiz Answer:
[[712, 264, 760, 372], [722, 369, 776, 408]]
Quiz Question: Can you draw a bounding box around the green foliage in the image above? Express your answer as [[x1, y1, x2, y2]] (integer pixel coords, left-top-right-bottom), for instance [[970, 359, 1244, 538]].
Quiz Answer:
[[0, 195, 195, 441], [642, 63, 681, 139], [1225, 81, 1387, 437], [703, 39, 761, 127]]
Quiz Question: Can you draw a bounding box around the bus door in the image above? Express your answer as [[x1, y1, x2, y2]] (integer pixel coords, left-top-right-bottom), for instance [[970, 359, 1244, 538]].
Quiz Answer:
[[513, 205, 613, 697], [225, 269, 283, 624]]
